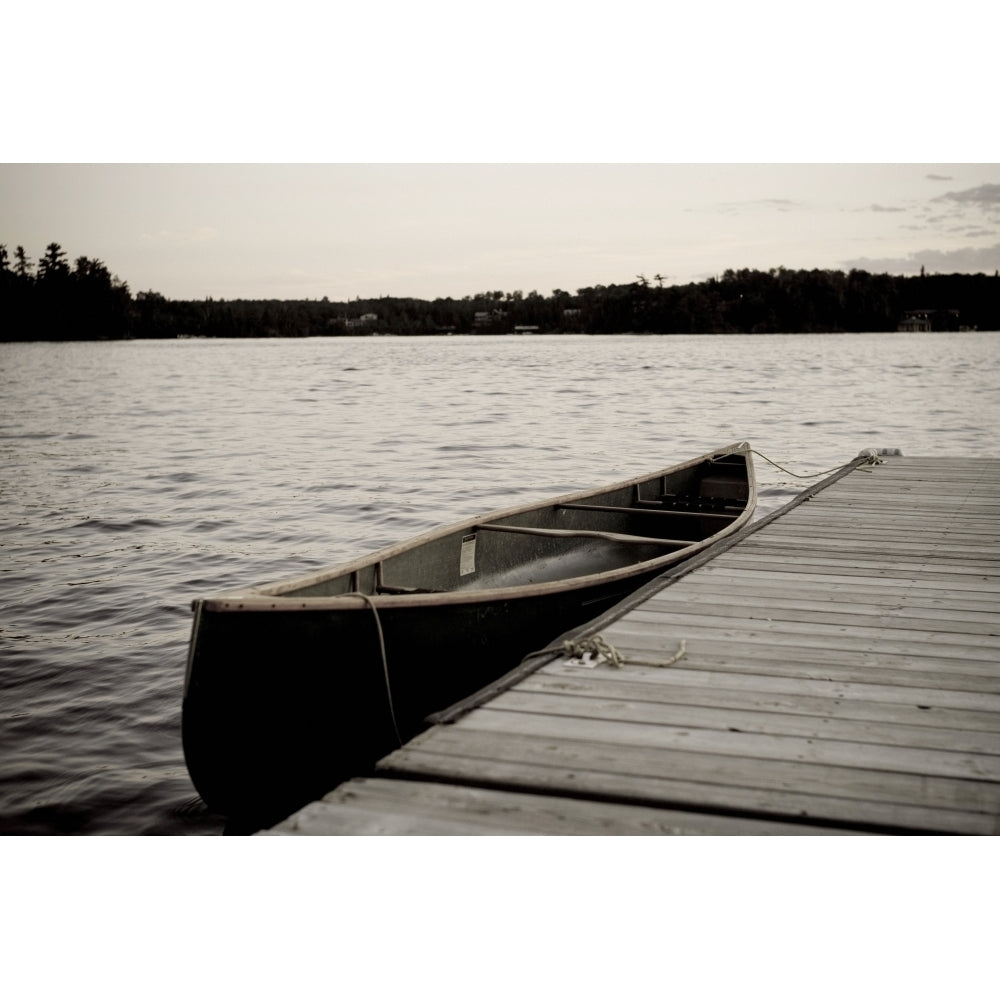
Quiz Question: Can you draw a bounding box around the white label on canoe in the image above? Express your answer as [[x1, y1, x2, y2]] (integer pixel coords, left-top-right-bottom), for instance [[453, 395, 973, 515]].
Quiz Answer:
[[460, 533, 477, 576]]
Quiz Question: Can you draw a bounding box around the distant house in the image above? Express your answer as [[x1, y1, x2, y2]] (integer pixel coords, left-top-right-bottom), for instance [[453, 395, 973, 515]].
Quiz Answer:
[[344, 312, 378, 331], [898, 310, 932, 332], [473, 309, 507, 330], [897, 309, 960, 332]]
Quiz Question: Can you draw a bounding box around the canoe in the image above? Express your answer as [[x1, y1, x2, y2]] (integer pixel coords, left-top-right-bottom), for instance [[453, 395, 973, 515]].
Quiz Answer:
[[182, 441, 756, 822]]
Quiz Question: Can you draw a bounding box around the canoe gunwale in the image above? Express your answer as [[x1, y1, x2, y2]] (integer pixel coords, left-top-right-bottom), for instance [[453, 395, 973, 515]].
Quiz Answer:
[[199, 441, 756, 614]]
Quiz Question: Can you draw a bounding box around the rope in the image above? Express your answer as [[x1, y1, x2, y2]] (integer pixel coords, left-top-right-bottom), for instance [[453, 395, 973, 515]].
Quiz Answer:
[[540, 633, 687, 670], [562, 634, 626, 668], [750, 449, 856, 479], [355, 593, 403, 747]]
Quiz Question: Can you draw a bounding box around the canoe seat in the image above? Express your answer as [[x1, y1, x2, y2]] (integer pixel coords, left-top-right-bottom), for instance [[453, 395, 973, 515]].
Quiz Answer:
[[374, 562, 445, 595], [474, 522, 689, 548]]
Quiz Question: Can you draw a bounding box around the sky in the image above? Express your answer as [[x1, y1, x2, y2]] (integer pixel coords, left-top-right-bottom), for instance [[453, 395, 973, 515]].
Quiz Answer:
[[4, 164, 999, 301], [3, 4, 997, 302], [4, 3, 995, 955]]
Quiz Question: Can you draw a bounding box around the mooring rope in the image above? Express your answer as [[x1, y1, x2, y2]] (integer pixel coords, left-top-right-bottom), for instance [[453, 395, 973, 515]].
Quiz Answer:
[[563, 634, 626, 668], [355, 592, 403, 747], [536, 633, 687, 670], [750, 448, 900, 479], [750, 449, 866, 479]]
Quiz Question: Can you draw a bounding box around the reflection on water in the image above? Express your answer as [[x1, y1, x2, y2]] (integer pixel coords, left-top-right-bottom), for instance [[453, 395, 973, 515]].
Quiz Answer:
[[2, 332, 998, 834]]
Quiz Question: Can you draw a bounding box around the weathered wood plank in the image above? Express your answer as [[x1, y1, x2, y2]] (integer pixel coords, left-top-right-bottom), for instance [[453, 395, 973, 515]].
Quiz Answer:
[[688, 567, 1000, 597], [713, 565, 998, 586], [649, 585, 1000, 618], [600, 626, 1000, 681], [379, 747, 998, 834], [816, 482, 998, 490], [266, 777, 851, 835], [381, 728, 1000, 827], [732, 540, 998, 562], [757, 499, 999, 519], [485, 689, 1000, 755], [538, 660, 1000, 711], [617, 600, 1000, 642], [740, 544, 1000, 563], [748, 530, 1000, 549], [521, 670, 1000, 732], [636, 594, 1000, 634], [729, 538, 999, 557], [798, 502, 1000, 512], [709, 553, 999, 580], [658, 575, 1000, 611], [738, 533, 1000, 552], [458, 708, 1000, 780], [772, 507, 1000, 522], [605, 615, 1000, 658], [578, 648, 1000, 695], [265, 800, 531, 835]]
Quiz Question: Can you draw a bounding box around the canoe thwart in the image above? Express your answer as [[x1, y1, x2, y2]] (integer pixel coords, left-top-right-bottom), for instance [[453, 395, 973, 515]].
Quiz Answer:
[[560, 501, 739, 521], [473, 522, 690, 548]]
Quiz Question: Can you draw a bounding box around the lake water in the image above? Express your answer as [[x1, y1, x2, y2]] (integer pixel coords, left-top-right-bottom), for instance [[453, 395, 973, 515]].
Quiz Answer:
[[2, 331, 998, 835]]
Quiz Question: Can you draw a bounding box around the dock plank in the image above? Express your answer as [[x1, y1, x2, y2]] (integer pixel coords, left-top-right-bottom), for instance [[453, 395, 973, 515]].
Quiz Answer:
[[635, 595, 1000, 634], [387, 727, 1000, 818], [537, 661, 1000, 713], [518, 671, 1000, 733], [599, 628, 1000, 683], [654, 577, 1000, 614], [263, 777, 851, 836], [379, 744, 1000, 835], [483, 689, 1000, 755], [604, 617, 1000, 660], [456, 708, 1000, 781]]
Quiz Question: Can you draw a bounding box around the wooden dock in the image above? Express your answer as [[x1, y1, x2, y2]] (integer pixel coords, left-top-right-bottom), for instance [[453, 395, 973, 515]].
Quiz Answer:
[[263, 456, 1000, 835]]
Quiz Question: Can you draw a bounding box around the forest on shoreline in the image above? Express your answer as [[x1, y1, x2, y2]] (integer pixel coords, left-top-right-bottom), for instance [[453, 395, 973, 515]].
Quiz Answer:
[[2, 241, 999, 341]]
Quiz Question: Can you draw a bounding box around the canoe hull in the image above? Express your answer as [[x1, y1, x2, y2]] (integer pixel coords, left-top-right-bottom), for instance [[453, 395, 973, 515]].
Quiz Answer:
[[182, 569, 660, 822], [182, 442, 755, 823]]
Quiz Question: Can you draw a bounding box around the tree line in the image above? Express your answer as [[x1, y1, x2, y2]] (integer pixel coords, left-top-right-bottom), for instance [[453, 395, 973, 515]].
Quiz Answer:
[[2, 242, 998, 341], [1, 243, 134, 340]]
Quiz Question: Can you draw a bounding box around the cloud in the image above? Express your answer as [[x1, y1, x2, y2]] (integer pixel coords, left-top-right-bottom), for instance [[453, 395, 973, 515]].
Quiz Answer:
[[842, 242, 1000, 275], [870, 203, 905, 212], [933, 183, 1000, 206], [926, 173, 952, 181]]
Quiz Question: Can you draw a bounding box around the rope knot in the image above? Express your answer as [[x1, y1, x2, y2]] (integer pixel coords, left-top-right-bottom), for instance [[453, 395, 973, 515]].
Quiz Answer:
[[561, 635, 626, 669], [559, 635, 688, 670]]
